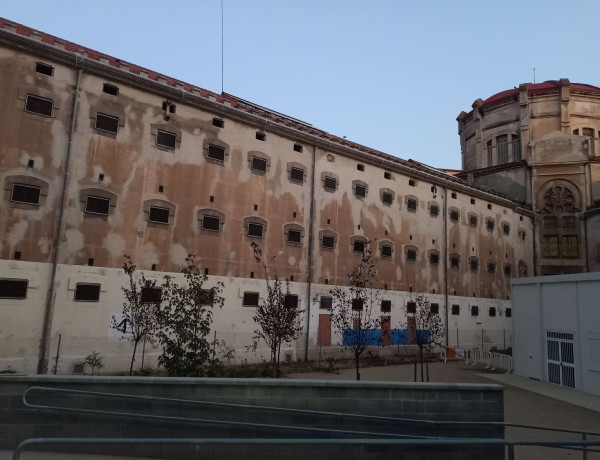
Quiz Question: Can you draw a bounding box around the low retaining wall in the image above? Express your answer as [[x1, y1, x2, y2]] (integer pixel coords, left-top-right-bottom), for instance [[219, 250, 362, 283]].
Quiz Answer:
[[0, 375, 504, 459]]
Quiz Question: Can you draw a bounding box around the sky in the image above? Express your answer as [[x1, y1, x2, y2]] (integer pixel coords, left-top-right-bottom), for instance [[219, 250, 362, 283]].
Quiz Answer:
[[3, 0, 600, 169]]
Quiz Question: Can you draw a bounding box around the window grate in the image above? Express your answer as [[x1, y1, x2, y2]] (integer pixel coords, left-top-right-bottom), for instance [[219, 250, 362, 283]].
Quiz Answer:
[[407, 249, 417, 261], [148, 206, 170, 224], [248, 223, 264, 237], [95, 113, 119, 134], [320, 296, 332, 310], [85, 196, 110, 215], [430, 205, 439, 217], [11, 184, 40, 205], [324, 176, 337, 191], [546, 331, 574, 341], [322, 235, 335, 249], [353, 240, 365, 253], [25, 94, 53, 117], [0, 279, 28, 299], [156, 130, 176, 148], [451, 304, 460, 315], [450, 210, 459, 222], [243, 292, 259, 307], [430, 253, 439, 265], [252, 157, 267, 172], [202, 215, 220, 231], [382, 192, 393, 205], [407, 199, 417, 211], [290, 167, 304, 182], [207, 144, 225, 161], [75, 283, 100, 302], [355, 184, 366, 198], [287, 229, 301, 243], [381, 245, 392, 257]]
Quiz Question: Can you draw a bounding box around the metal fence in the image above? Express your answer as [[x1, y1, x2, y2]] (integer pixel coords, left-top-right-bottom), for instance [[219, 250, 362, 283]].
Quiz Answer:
[[466, 349, 514, 373]]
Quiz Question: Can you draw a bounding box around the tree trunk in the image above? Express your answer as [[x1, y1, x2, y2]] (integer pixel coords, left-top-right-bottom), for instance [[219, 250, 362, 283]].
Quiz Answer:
[[420, 346, 424, 382], [355, 354, 360, 381], [129, 339, 139, 376], [276, 343, 282, 379], [413, 357, 417, 382]]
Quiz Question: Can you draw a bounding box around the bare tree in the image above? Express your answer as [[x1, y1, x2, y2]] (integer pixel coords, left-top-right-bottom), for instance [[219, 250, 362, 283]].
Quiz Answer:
[[111, 256, 159, 376], [330, 242, 382, 381], [250, 242, 304, 378], [156, 254, 224, 377], [404, 294, 445, 382]]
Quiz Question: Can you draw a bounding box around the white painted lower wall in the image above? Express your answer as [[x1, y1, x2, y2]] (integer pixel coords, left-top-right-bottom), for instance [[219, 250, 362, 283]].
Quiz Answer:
[[0, 260, 513, 374]]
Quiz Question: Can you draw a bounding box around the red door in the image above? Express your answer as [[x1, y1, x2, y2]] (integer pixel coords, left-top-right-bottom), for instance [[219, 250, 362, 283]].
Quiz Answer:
[[317, 314, 331, 346]]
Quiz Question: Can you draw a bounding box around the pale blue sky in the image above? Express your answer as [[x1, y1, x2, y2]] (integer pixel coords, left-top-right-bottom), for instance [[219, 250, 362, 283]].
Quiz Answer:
[[4, 1, 600, 169]]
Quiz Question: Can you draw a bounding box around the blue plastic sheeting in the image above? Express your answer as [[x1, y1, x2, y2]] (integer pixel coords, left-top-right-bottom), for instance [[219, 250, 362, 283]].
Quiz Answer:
[[342, 329, 429, 346]]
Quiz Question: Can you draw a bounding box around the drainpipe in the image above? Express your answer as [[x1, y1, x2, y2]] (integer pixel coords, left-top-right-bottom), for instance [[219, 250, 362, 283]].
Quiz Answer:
[[304, 145, 317, 360], [442, 187, 449, 349], [37, 67, 82, 374], [528, 166, 538, 276]]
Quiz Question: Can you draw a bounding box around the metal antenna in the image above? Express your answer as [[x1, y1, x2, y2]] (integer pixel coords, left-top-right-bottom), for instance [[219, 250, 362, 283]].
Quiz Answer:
[[221, 0, 224, 93], [533, 68, 536, 84]]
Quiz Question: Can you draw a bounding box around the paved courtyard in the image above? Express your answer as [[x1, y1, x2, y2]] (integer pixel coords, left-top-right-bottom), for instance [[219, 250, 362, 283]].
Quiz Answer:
[[288, 360, 600, 459]]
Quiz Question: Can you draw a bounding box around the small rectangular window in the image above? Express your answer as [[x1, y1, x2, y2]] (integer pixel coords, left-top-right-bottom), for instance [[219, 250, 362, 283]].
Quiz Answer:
[[406, 249, 416, 261], [469, 215, 478, 226], [95, 113, 119, 134], [256, 132, 266, 141], [487, 261, 496, 273], [503, 223, 510, 235], [322, 235, 335, 249], [212, 118, 224, 128], [408, 179, 416, 187], [248, 223, 264, 238], [506, 308, 512, 318], [450, 256, 460, 268], [290, 167, 304, 182], [156, 130, 176, 148], [384, 172, 392, 180], [355, 184, 366, 198], [85, 196, 110, 215], [430, 205, 439, 217], [11, 184, 41, 205], [450, 210, 459, 222], [451, 192, 457, 199], [287, 229, 301, 243], [197, 289, 215, 305], [471, 306, 479, 316], [430, 253, 439, 265], [284, 294, 299, 309], [320, 296, 332, 310], [489, 307, 496, 317], [381, 300, 392, 313], [357, 164, 365, 171], [470, 258, 479, 271], [407, 198, 417, 211], [103, 83, 119, 96], [406, 302, 416, 314], [0, 279, 28, 299], [148, 206, 170, 224], [243, 291, 259, 307], [207, 144, 225, 161], [451, 304, 460, 315], [353, 240, 365, 253], [293, 143, 303, 152], [202, 215, 220, 231], [74, 283, 101, 302], [382, 192, 393, 205], [381, 245, 392, 258], [486, 219, 495, 232], [430, 303, 439, 314], [141, 287, 162, 304], [252, 157, 267, 172], [324, 176, 337, 191], [504, 264, 511, 276], [352, 298, 364, 311], [36, 62, 53, 76], [25, 94, 53, 117]]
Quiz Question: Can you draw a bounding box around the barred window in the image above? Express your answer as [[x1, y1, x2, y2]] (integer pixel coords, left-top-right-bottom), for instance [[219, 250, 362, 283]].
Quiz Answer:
[[25, 94, 53, 117]]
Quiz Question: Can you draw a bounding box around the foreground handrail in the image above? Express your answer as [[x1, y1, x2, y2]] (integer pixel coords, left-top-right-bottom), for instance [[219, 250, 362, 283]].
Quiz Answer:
[[12, 437, 600, 460], [22, 386, 600, 438]]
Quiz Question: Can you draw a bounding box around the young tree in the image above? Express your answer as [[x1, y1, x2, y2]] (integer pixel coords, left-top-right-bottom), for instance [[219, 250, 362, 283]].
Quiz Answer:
[[111, 256, 159, 376], [405, 294, 445, 382], [156, 254, 224, 377], [330, 242, 382, 381], [84, 350, 104, 375], [250, 242, 304, 378]]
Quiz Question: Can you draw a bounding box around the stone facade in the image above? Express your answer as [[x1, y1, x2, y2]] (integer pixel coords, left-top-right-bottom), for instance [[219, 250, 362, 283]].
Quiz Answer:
[[0, 18, 532, 374], [458, 79, 600, 276]]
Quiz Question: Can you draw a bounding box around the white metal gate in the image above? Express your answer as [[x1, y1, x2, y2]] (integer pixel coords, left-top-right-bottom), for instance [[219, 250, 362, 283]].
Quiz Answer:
[[546, 331, 575, 389]]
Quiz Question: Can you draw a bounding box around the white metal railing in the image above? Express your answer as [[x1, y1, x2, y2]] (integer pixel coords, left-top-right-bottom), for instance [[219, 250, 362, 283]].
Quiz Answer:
[[465, 349, 513, 374]]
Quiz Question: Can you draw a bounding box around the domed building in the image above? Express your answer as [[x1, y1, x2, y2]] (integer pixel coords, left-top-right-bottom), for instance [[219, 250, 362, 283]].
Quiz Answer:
[[457, 79, 600, 276]]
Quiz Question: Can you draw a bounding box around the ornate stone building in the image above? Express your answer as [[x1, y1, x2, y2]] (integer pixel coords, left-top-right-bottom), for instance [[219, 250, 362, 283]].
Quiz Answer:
[[457, 80, 600, 275]]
